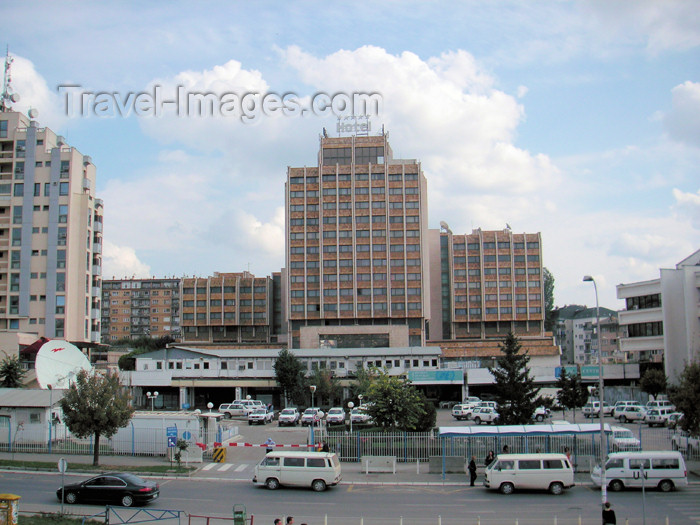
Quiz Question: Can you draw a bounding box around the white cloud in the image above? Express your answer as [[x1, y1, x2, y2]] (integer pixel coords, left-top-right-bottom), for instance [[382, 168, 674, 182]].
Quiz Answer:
[[662, 81, 700, 148], [103, 241, 151, 280], [673, 188, 700, 229]]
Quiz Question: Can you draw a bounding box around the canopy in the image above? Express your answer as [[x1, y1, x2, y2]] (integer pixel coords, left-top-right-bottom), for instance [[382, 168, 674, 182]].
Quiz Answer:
[[438, 423, 613, 437]]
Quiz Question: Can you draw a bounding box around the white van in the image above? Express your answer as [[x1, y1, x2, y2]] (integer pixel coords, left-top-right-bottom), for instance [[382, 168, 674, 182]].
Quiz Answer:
[[591, 451, 687, 492], [484, 453, 575, 495], [252, 451, 342, 492]]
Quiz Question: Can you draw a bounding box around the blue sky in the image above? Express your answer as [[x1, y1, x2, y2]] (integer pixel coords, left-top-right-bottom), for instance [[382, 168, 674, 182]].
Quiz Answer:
[[2, 1, 699, 309]]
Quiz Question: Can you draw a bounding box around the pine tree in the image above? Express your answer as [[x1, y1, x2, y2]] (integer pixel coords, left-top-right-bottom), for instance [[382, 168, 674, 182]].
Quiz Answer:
[[556, 368, 587, 422], [273, 348, 306, 407], [0, 354, 26, 388], [490, 332, 540, 424]]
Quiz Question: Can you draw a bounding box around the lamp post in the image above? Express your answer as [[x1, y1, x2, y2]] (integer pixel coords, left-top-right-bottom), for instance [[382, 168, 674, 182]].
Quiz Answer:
[[348, 401, 354, 434], [583, 275, 606, 507], [47, 384, 52, 453], [146, 391, 159, 411], [310, 385, 317, 446]]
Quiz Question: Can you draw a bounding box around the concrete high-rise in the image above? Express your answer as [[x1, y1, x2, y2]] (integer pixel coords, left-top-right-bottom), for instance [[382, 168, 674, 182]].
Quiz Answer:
[[285, 133, 429, 349], [0, 110, 102, 348]]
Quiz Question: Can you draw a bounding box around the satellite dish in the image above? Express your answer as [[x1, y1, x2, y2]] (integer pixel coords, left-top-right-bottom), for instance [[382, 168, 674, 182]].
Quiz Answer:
[[10, 93, 19, 103], [28, 108, 38, 119], [35, 340, 92, 389], [440, 221, 451, 233]]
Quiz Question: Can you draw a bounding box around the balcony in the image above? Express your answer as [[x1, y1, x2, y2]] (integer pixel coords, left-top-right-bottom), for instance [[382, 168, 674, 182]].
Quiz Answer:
[[93, 242, 102, 254]]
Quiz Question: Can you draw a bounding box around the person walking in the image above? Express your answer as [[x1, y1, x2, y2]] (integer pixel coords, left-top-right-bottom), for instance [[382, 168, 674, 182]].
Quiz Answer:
[[602, 501, 616, 524], [502, 444, 510, 454], [468, 455, 478, 486], [286, 517, 294, 525], [265, 437, 276, 454], [484, 450, 495, 467], [274, 519, 282, 525]]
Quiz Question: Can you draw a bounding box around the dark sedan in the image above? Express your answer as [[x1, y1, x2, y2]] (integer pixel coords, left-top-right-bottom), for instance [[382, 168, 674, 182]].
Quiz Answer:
[[56, 472, 159, 507]]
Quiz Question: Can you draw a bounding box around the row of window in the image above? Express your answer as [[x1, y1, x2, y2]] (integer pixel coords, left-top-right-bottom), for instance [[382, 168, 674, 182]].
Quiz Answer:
[[182, 286, 267, 294], [290, 302, 421, 312], [626, 321, 663, 338], [0, 181, 70, 197], [290, 215, 419, 225], [455, 254, 540, 263], [291, 287, 421, 297], [454, 293, 541, 302], [455, 307, 542, 315], [182, 312, 267, 320], [625, 293, 661, 311], [290, 272, 422, 283], [290, 172, 420, 184], [290, 243, 420, 254], [291, 229, 420, 240], [453, 241, 540, 250]]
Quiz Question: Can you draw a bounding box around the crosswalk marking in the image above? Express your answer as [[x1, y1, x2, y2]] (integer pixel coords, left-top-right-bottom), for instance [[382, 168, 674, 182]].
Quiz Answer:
[[218, 463, 232, 472], [235, 464, 247, 472], [202, 463, 217, 471]]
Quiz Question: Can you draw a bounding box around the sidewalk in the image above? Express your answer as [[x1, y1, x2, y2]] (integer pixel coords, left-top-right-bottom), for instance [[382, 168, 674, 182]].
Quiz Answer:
[[2, 451, 699, 485]]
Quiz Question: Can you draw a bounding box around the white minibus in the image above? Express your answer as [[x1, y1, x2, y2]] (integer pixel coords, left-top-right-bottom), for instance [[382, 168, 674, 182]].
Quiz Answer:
[[252, 451, 342, 492], [591, 451, 687, 492], [484, 453, 574, 495]]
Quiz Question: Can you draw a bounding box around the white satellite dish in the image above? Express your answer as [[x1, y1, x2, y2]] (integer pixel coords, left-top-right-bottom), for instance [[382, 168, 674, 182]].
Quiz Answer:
[[35, 340, 92, 389], [27, 108, 38, 119]]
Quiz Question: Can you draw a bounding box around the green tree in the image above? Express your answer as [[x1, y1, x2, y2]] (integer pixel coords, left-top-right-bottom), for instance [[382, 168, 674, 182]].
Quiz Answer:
[[669, 361, 700, 435], [59, 370, 134, 466], [543, 267, 556, 332], [556, 368, 587, 422], [117, 336, 174, 371], [0, 354, 26, 388], [364, 370, 427, 431], [309, 368, 342, 407], [640, 368, 667, 400], [273, 349, 306, 407], [490, 332, 540, 424]]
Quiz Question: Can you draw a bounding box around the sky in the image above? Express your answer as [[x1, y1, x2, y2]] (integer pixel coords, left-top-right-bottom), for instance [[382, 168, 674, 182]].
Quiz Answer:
[[2, 1, 698, 310]]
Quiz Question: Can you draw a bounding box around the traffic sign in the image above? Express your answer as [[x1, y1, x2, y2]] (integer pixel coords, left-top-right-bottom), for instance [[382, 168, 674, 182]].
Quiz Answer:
[[57, 457, 68, 473], [182, 431, 192, 440], [166, 426, 177, 438], [167, 436, 177, 448]]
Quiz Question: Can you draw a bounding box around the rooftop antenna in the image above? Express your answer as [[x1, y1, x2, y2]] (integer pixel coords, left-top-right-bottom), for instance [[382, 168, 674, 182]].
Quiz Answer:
[[1, 46, 19, 113]]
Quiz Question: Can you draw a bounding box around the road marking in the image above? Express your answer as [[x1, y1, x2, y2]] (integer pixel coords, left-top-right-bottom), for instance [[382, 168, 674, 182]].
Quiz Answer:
[[202, 463, 216, 471], [218, 463, 232, 472], [235, 464, 247, 472]]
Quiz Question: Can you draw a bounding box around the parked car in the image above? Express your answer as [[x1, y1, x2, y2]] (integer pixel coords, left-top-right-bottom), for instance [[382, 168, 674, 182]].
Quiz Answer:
[[484, 453, 574, 495], [646, 400, 675, 412], [612, 401, 644, 419], [350, 406, 372, 425], [671, 430, 700, 457], [277, 407, 300, 427], [665, 412, 683, 430], [532, 406, 551, 422], [472, 407, 499, 425], [610, 426, 642, 452], [325, 407, 346, 426], [56, 472, 159, 507], [300, 407, 325, 426], [462, 396, 481, 407], [220, 402, 249, 418], [616, 405, 647, 423], [248, 407, 275, 425], [645, 407, 674, 427], [582, 401, 613, 418], [451, 404, 470, 421], [591, 451, 687, 493]]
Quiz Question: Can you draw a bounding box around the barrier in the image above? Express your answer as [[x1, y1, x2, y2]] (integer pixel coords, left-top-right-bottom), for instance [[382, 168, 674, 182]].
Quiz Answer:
[[0, 494, 20, 525], [361, 455, 397, 474], [224, 442, 315, 448]]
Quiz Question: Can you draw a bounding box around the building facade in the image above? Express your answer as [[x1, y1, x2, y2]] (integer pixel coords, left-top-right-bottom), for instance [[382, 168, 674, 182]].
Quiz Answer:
[[101, 278, 181, 342], [427, 227, 545, 341], [617, 249, 700, 382], [285, 133, 430, 349], [180, 271, 284, 344], [0, 110, 102, 347], [571, 307, 621, 365]]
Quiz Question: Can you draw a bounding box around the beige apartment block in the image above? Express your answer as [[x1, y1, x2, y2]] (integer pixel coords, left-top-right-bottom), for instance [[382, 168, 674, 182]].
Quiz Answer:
[[101, 278, 181, 342], [285, 133, 430, 349], [428, 227, 545, 341], [180, 271, 284, 344], [0, 110, 102, 352]]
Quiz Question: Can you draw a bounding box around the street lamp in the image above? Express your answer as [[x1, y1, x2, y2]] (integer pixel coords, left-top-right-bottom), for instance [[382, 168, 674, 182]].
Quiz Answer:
[[146, 391, 159, 411], [348, 401, 354, 434], [47, 384, 53, 453], [584, 275, 606, 507], [309, 385, 317, 446]]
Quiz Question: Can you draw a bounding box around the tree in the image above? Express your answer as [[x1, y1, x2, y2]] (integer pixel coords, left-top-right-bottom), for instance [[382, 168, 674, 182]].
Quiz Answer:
[[490, 332, 540, 424], [273, 349, 306, 407], [640, 368, 667, 400], [543, 267, 556, 332], [364, 369, 427, 431], [59, 370, 134, 466], [556, 368, 587, 422], [117, 336, 175, 371], [0, 354, 26, 388], [669, 361, 700, 435], [309, 368, 342, 406]]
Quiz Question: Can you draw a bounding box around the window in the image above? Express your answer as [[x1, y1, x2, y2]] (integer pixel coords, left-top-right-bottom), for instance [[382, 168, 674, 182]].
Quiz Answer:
[[518, 460, 541, 470], [59, 182, 69, 196], [543, 459, 563, 469], [13, 183, 23, 197]]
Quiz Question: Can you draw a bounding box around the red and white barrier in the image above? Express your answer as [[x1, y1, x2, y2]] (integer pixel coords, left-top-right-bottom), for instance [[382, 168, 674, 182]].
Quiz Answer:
[[216, 442, 316, 448]]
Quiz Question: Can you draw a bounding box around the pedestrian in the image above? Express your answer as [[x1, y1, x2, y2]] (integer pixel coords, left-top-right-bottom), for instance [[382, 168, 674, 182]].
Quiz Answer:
[[274, 519, 282, 525], [484, 450, 495, 467], [265, 437, 275, 454], [321, 441, 330, 452], [502, 444, 510, 454], [602, 501, 616, 525], [564, 446, 572, 463], [468, 455, 477, 486], [286, 517, 294, 525]]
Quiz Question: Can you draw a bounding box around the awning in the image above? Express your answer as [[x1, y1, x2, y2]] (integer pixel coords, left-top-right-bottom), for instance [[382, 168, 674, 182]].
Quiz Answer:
[[19, 337, 50, 355], [438, 423, 613, 437]]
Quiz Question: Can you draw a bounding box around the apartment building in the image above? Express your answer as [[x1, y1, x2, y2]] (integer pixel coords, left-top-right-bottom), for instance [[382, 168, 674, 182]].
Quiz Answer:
[[0, 109, 102, 350], [617, 249, 700, 382], [428, 227, 545, 340], [101, 278, 181, 342], [285, 133, 429, 349], [571, 307, 621, 365], [180, 271, 284, 344]]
